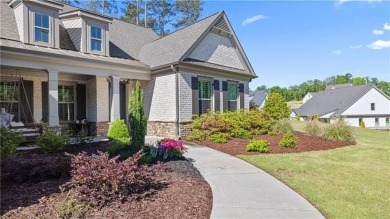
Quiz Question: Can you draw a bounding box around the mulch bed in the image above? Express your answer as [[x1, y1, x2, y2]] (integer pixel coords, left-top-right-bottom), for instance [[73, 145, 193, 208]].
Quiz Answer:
[[1, 142, 212, 219], [190, 131, 355, 156]]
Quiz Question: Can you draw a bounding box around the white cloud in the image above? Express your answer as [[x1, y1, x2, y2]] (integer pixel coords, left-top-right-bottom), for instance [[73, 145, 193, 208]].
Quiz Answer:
[[335, 0, 382, 5], [384, 23, 390, 30], [242, 15, 267, 26], [331, 50, 342, 55], [350, 45, 362, 49], [372, 29, 384, 35], [367, 40, 390, 49]]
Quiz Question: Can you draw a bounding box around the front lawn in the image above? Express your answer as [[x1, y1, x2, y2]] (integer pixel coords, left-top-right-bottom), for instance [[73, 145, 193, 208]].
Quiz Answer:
[[240, 121, 390, 218]]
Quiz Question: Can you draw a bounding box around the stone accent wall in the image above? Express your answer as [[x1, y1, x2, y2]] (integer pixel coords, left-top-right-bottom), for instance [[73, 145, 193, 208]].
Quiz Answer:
[[147, 121, 176, 138], [179, 122, 192, 138], [188, 32, 245, 70], [88, 121, 109, 136]]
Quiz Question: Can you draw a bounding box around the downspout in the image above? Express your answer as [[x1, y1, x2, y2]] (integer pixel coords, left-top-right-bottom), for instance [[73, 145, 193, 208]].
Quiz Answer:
[[171, 65, 180, 140]]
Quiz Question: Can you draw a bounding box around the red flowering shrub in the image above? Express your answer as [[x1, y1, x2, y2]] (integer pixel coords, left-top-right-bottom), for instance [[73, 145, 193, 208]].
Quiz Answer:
[[63, 151, 163, 207], [158, 138, 187, 159]]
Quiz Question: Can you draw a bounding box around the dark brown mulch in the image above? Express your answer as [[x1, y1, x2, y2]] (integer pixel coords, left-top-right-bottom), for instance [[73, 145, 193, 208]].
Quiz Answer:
[[190, 131, 355, 156], [1, 142, 212, 219]]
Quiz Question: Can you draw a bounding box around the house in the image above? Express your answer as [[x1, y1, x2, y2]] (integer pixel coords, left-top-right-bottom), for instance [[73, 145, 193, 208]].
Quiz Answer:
[[302, 92, 317, 104], [291, 84, 390, 128], [249, 90, 267, 109], [0, 0, 256, 138]]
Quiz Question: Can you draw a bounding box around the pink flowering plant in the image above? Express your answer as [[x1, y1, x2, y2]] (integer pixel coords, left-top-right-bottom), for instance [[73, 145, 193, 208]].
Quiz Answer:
[[157, 138, 188, 159]]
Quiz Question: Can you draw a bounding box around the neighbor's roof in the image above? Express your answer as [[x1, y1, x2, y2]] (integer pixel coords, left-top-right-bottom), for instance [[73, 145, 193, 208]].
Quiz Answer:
[[139, 12, 221, 68], [325, 83, 352, 90], [249, 90, 268, 106], [294, 84, 378, 117]]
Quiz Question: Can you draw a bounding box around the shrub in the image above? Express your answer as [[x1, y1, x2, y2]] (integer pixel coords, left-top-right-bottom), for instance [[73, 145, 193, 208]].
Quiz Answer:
[[187, 110, 273, 142], [57, 197, 86, 219], [322, 120, 355, 142], [74, 130, 94, 144], [360, 120, 365, 128], [63, 151, 162, 207], [312, 114, 319, 121], [208, 133, 228, 143], [271, 119, 293, 135], [246, 140, 270, 153], [305, 120, 322, 136], [263, 93, 290, 120], [37, 127, 67, 154], [107, 119, 129, 145], [0, 127, 25, 156], [157, 138, 187, 159], [279, 131, 297, 148], [296, 115, 301, 121], [128, 80, 146, 150]]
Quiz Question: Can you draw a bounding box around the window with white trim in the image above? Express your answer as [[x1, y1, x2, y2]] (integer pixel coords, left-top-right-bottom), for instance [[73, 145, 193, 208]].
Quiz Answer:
[[0, 80, 19, 121], [198, 79, 212, 114], [386, 118, 390, 126], [91, 26, 102, 51], [371, 103, 375, 111], [34, 13, 50, 43], [227, 81, 238, 111], [375, 118, 379, 127], [58, 84, 75, 121]]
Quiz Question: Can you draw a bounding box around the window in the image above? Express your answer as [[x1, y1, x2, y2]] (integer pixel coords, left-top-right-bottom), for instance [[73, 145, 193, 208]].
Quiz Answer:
[[375, 118, 379, 127], [58, 84, 75, 121], [91, 26, 102, 51], [228, 81, 238, 111], [198, 79, 211, 114], [34, 13, 50, 43], [371, 103, 375, 111], [386, 118, 390, 126], [0, 81, 19, 121]]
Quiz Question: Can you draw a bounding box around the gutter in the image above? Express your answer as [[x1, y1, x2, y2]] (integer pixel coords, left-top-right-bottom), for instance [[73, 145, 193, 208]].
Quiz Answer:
[[171, 64, 180, 140]]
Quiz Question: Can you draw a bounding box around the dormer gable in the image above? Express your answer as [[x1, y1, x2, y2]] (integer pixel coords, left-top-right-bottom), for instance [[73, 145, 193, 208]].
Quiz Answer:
[[59, 9, 112, 56], [9, 0, 63, 48]]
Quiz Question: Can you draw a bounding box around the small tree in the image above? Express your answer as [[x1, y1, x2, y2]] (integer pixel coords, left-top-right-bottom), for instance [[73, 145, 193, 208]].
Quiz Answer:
[[128, 80, 146, 150], [263, 93, 290, 120]]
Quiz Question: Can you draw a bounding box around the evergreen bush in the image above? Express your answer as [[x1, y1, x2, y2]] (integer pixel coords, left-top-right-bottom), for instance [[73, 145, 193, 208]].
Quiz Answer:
[[0, 127, 25, 156], [128, 80, 146, 150], [246, 140, 270, 153], [263, 93, 290, 120], [107, 119, 129, 145], [279, 131, 297, 148]]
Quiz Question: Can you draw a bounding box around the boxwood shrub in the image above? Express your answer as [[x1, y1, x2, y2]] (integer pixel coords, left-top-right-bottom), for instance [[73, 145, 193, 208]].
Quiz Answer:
[[246, 140, 270, 153], [279, 131, 297, 148]]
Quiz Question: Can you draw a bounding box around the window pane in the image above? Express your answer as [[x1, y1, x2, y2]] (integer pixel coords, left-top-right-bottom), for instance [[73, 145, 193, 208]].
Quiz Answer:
[[35, 28, 42, 41], [59, 103, 74, 121], [91, 39, 102, 51], [42, 14, 49, 28], [91, 26, 102, 39], [35, 13, 41, 26], [41, 29, 49, 42], [228, 83, 237, 101], [198, 80, 211, 99]]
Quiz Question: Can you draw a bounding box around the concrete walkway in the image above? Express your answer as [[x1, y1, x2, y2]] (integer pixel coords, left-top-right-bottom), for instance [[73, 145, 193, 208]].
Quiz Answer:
[[184, 144, 324, 219]]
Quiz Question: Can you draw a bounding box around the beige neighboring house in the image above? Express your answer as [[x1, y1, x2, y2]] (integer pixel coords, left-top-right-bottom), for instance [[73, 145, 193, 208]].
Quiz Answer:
[[0, 0, 256, 138]]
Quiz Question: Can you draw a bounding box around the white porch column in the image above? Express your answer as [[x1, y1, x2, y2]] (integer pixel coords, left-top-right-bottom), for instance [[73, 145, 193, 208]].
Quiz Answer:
[[48, 70, 59, 126], [110, 76, 120, 121]]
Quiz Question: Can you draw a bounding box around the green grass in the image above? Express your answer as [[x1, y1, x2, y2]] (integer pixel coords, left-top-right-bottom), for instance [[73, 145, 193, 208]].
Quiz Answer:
[[239, 121, 390, 219]]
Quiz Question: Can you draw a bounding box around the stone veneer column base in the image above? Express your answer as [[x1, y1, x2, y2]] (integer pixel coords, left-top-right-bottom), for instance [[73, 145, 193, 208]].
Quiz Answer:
[[88, 121, 110, 136], [179, 122, 192, 138], [147, 121, 176, 138]]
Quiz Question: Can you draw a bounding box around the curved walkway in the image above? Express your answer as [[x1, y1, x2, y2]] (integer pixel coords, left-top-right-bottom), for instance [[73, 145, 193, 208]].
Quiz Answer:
[[184, 144, 324, 219]]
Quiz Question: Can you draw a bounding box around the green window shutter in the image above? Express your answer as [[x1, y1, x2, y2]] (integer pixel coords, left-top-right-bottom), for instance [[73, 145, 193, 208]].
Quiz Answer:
[[239, 83, 244, 110], [214, 80, 220, 112]]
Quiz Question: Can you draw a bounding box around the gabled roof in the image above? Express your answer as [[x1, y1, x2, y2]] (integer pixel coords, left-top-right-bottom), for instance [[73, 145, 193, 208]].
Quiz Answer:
[[249, 90, 268, 106], [294, 84, 380, 117], [139, 12, 221, 68], [325, 83, 352, 90], [0, 1, 20, 41]]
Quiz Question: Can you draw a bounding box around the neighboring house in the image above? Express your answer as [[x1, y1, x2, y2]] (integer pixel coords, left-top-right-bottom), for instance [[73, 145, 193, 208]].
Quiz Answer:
[[291, 84, 390, 128], [249, 90, 267, 109], [0, 0, 256, 138], [302, 92, 317, 104]]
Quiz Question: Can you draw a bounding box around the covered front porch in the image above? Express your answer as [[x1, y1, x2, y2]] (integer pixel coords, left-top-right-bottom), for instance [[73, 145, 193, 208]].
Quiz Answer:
[[0, 44, 151, 136]]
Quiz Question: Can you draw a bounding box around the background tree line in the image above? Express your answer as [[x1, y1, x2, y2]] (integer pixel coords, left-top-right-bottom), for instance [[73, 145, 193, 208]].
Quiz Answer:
[[59, 0, 203, 36], [255, 73, 390, 101]]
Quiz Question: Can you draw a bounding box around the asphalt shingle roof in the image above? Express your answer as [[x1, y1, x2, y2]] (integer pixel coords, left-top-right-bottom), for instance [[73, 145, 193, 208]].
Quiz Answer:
[[138, 12, 221, 68], [294, 84, 375, 117], [0, 1, 20, 41], [249, 90, 267, 106]]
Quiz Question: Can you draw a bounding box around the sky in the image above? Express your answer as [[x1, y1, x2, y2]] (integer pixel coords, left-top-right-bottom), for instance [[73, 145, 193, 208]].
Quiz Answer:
[[198, 0, 390, 90]]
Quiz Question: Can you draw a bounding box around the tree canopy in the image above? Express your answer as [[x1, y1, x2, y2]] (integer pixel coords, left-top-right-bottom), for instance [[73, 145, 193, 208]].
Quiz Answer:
[[256, 73, 390, 101]]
